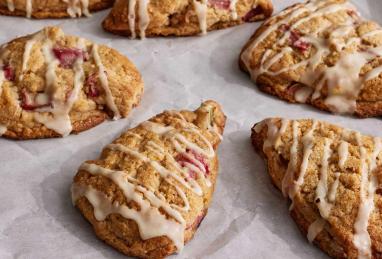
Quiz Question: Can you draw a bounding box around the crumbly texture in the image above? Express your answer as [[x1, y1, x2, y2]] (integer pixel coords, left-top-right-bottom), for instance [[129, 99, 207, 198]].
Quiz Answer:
[[72, 101, 226, 258], [102, 0, 273, 37], [240, 0, 382, 118], [0, 0, 114, 18], [251, 118, 382, 258], [0, 27, 144, 139]]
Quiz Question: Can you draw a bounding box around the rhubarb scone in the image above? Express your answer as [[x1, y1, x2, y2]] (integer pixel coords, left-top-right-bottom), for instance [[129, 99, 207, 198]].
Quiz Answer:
[[71, 101, 226, 258], [102, 0, 273, 38], [0, 0, 114, 18], [252, 118, 382, 258], [240, 0, 382, 117], [0, 27, 143, 139]]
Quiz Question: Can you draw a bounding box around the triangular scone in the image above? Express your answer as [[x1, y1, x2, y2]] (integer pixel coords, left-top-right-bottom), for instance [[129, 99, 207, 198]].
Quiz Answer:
[[252, 118, 382, 258], [102, 0, 273, 38], [240, 0, 382, 117], [0, 0, 114, 18], [0, 27, 143, 139], [71, 101, 226, 258]]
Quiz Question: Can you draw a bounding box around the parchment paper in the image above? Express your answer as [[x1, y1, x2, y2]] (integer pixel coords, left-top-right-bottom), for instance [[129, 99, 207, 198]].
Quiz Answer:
[[0, 1, 380, 258]]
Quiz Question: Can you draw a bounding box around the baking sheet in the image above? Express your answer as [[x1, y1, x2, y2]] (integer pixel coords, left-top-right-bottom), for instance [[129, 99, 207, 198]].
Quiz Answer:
[[0, 0, 380, 258]]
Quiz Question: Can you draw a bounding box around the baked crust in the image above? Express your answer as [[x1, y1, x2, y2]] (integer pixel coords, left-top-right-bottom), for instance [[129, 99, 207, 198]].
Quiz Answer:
[[102, 0, 273, 38], [240, 0, 382, 117], [0, 0, 114, 18], [0, 26, 144, 139], [251, 118, 382, 258], [72, 101, 226, 258]]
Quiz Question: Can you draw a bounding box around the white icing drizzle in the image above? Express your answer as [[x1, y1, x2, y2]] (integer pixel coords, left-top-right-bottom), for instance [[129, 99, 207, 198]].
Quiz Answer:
[[0, 124, 7, 136], [138, 0, 150, 39], [315, 138, 333, 219], [72, 182, 185, 251], [128, 0, 137, 39], [229, 0, 239, 20], [263, 119, 290, 151], [338, 141, 349, 170], [193, 0, 208, 35], [67, 38, 86, 110], [25, 0, 32, 18], [241, 0, 382, 114], [64, 0, 92, 18], [353, 135, 382, 259], [6, 0, 14, 11], [34, 38, 86, 137], [72, 115, 217, 251], [91, 44, 121, 120], [107, 143, 204, 195], [282, 120, 299, 199], [307, 218, 325, 243], [292, 120, 317, 197], [20, 31, 44, 80], [80, 0, 91, 17]]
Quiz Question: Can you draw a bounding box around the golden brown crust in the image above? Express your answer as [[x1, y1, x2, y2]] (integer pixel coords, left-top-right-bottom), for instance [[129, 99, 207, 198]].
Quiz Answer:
[[240, 0, 382, 118], [0, 26, 144, 140], [102, 0, 273, 38], [0, 0, 114, 18], [72, 101, 226, 258], [251, 118, 382, 258]]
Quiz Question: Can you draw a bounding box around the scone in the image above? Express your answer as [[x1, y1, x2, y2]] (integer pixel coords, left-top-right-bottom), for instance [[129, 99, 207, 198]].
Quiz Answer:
[[0, 0, 114, 18], [71, 101, 226, 258], [240, 0, 382, 117], [102, 0, 273, 38], [0, 27, 143, 139], [252, 118, 382, 258]]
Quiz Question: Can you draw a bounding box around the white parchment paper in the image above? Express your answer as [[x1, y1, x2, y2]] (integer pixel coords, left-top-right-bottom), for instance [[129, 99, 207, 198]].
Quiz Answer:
[[0, 1, 381, 258]]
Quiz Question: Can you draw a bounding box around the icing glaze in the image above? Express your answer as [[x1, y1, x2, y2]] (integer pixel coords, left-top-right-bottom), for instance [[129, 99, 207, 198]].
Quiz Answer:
[[6, 0, 14, 11], [91, 44, 121, 120], [229, 0, 239, 20], [307, 218, 325, 243], [63, 0, 92, 17], [72, 115, 217, 251], [20, 31, 44, 80], [128, 0, 137, 39], [127, 0, 150, 39], [282, 120, 299, 199], [26, 0, 32, 18], [0, 124, 6, 136], [193, 0, 208, 35], [338, 141, 349, 170], [33, 37, 88, 137], [315, 138, 333, 219], [292, 120, 317, 197], [241, 0, 382, 114], [138, 0, 150, 38], [72, 182, 185, 251], [263, 118, 289, 151]]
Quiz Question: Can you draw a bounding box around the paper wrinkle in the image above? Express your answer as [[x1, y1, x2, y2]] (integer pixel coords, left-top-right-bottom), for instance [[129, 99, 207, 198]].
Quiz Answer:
[[0, 1, 379, 258]]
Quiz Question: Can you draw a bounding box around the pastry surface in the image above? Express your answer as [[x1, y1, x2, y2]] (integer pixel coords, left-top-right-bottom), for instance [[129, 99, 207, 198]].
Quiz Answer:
[[240, 0, 382, 117], [72, 101, 226, 258], [102, 0, 273, 38], [0, 26, 143, 139], [252, 118, 382, 258], [0, 0, 114, 18]]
